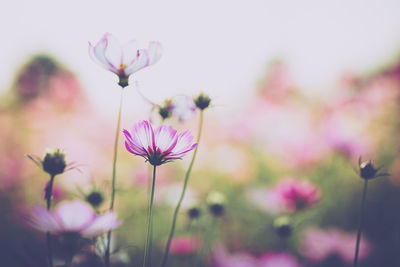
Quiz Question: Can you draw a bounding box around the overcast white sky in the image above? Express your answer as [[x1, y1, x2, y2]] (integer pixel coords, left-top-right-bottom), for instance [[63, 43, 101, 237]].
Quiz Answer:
[[1, 0, 400, 117]]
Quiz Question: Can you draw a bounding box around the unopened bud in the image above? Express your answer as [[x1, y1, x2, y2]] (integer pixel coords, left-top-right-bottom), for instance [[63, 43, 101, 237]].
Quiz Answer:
[[86, 191, 104, 208], [42, 148, 67, 176], [187, 206, 201, 220], [359, 160, 378, 180], [273, 216, 292, 238], [194, 92, 211, 110], [206, 191, 226, 218]]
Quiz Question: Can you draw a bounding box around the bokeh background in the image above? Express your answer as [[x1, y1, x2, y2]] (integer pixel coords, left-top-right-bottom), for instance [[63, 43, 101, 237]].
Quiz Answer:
[[1, 1, 400, 266]]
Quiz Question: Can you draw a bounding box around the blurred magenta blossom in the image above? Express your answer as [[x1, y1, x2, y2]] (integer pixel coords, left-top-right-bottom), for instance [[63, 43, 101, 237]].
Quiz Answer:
[[301, 227, 372, 263], [28, 200, 121, 236], [213, 244, 302, 267], [123, 120, 197, 166], [89, 33, 162, 86], [247, 177, 319, 213], [167, 236, 202, 255], [275, 177, 320, 212]]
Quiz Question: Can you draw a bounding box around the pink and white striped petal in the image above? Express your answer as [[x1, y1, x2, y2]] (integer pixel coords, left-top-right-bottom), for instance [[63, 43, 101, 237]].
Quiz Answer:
[[102, 33, 123, 70], [170, 130, 197, 157], [154, 125, 179, 153], [124, 49, 150, 76], [122, 40, 139, 66], [130, 120, 155, 153]]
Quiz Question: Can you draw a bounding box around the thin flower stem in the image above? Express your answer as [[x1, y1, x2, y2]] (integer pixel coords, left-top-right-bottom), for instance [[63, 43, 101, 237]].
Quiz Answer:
[[353, 179, 368, 267], [46, 174, 55, 267], [105, 89, 124, 267], [143, 165, 157, 267], [160, 110, 204, 267]]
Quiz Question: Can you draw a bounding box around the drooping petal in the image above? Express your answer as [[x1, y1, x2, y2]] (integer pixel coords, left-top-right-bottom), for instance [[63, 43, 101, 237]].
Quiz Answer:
[[122, 40, 139, 66], [124, 49, 150, 76], [154, 125, 179, 153], [55, 200, 95, 232], [169, 130, 197, 158], [89, 33, 119, 74], [130, 120, 155, 153], [81, 212, 122, 236], [102, 33, 123, 71], [29, 206, 61, 233], [147, 41, 162, 65]]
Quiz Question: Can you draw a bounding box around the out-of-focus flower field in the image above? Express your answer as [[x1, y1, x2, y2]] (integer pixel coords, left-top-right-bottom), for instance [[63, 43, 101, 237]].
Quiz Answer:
[[1, 46, 400, 267]]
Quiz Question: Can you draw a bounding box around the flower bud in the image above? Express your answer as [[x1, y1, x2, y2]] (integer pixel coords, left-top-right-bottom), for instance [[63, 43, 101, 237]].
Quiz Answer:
[[194, 92, 211, 110], [358, 157, 389, 180], [206, 191, 226, 218], [273, 216, 292, 238], [359, 160, 377, 179], [86, 190, 104, 208], [42, 148, 67, 176], [158, 99, 173, 120], [187, 206, 201, 220]]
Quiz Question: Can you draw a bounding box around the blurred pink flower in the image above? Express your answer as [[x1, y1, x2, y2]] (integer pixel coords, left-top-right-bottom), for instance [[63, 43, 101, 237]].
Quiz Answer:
[[168, 236, 202, 255], [89, 33, 162, 86], [28, 200, 121, 236], [123, 120, 197, 166], [213, 244, 258, 267], [170, 95, 196, 122], [321, 106, 370, 158], [258, 61, 295, 103], [258, 252, 302, 267], [227, 99, 328, 168], [275, 177, 320, 212], [213, 244, 301, 267], [246, 187, 285, 214], [301, 227, 372, 264]]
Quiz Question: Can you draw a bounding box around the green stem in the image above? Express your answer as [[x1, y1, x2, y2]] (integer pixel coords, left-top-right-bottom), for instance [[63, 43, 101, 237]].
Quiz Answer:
[[353, 179, 368, 267], [105, 89, 124, 267], [160, 110, 204, 267], [46, 175, 55, 267], [143, 166, 157, 267]]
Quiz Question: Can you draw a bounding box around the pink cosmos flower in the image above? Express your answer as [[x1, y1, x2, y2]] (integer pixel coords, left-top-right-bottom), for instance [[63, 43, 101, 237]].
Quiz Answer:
[[213, 244, 302, 267], [168, 236, 202, 255], [123, 120, 197, 166], [301, 227, 372, 264], [89, 33, 162, 87], [275, 177, 320, 212], [28, 200, 121, 236]]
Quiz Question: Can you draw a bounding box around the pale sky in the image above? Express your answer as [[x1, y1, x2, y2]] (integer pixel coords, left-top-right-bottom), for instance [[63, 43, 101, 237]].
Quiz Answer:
[[2, 0, 400, 117]]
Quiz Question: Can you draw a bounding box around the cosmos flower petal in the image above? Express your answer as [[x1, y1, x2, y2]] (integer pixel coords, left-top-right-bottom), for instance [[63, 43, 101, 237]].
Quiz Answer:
[[123, 129, 147, 156], [131, 120, 155, 153], [124, 49, 150, 76], [170, 130, 197, 157], [80, 212, 122, 236], [102, 33, 123, 69], [29, 206, 61, 233], [154, 125, 178, 153], [89, 33, 161, 80], [89, 33, 119, 75], [147, 41, 163, 65], [89, 42, 119, 74], [55, 200, 94, 232], [122, 40, 139, 66]]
